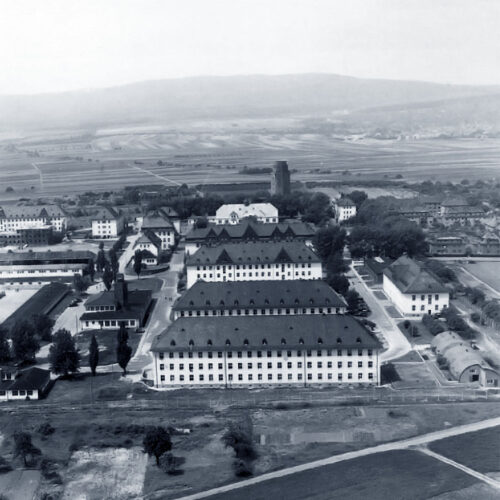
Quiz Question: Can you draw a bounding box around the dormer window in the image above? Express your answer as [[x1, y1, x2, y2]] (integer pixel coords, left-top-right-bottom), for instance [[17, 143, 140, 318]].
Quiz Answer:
[[318, 338, 323, 344], [262, 338, 268, 345]]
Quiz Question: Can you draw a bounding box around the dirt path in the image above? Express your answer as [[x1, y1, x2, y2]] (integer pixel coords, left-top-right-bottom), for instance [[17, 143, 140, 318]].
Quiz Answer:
[[175, 417, 500, 500], [419, 447, 500, 490]]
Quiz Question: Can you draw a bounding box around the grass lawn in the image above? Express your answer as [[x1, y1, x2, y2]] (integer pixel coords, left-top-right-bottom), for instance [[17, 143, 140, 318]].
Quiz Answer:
[[463, 262, 500, 293], [75, 327, 141, 365], [429, 426, 500, 473], [391, 350, 423, 363], [397, 320, 435, 346], [205, 449, 478, 500]]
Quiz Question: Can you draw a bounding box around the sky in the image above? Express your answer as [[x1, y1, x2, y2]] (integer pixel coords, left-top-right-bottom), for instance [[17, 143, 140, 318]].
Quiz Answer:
[[0, 0, 499, 95]]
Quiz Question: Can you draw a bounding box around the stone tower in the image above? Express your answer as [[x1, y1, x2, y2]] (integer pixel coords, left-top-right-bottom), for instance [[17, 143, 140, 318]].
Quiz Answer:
[[270, 161, 291, 196]]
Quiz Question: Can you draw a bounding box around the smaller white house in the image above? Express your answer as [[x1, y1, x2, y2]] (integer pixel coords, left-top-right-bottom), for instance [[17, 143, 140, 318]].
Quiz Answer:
[[383, 256, 449, 317], [91, 207, 124, 239], [141, 211, 178, 249], [133, 231, 162, 266], [334, 198, 357, 222], [209, 203, 278, 225], [0, 366, 51, 401]]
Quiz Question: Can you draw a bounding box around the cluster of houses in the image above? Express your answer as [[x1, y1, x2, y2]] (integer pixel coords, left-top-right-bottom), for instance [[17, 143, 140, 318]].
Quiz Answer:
[[151, 202, 382, 389]]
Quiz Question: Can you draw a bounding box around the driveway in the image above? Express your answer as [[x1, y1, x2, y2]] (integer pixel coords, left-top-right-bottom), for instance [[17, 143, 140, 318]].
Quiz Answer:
[[349, 264, 411, 362]]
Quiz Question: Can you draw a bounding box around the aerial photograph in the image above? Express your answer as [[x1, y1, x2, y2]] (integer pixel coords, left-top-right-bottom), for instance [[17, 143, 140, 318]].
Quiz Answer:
[[0, 1, 499, 499]]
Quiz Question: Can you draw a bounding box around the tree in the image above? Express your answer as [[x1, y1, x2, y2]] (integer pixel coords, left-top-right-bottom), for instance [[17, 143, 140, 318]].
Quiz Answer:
[[0, 326, 11, 362], [133, 250, 143, 278], [347, 190, 368, 209], [143, 427, 172, 466], [313, 226, 346, 261], [116, 323, 132, 375], [96, 247, 107, 273], [48, 329, 80, 377], [13, 432, 41, 467], [11, 320, 40, 363], [345, 289, 361, 314], [89, 334, 99, 376], [159, 452, 184, 475], [73, 273, 87, 293], [326, 273, 349, 296], [109, 248, 119, 278], [102, 264, 114, 291], [32, 314, 55, 342], [326, 252, 347, 274], [87, 259, 96, 281], [194, 217, 208, 229]]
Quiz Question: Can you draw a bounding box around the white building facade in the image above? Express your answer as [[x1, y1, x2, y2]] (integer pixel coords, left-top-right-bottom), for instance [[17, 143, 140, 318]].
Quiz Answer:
[[91, 207, 124, 239], [151, 316, 381, 388], [0, 205, 66, 233], [334, 198, 357, 222], [209, 203, 279, 225]]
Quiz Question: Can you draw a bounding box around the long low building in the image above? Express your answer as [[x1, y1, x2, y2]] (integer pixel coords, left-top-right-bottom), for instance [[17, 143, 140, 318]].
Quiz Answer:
[[0, 250, 95, 285], [151, 315, 382, 388], [186, 241, 322, 288], [184, 221, 315, 255], [172, 280, 346, 320], [0, 205, 67, 233], [80, 274, 153, 330]]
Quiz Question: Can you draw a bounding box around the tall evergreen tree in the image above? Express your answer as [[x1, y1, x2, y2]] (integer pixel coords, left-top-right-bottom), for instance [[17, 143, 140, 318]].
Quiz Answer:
[[133, 250, 143, 278], [89, 334, 99, 376], [102, 264, 114, 291], [109, 248, 119, 278], [11, 320, 40, 363], [116, 322, 132, 375], [0, 326, 11, 362], [96, 247, 107, 273]]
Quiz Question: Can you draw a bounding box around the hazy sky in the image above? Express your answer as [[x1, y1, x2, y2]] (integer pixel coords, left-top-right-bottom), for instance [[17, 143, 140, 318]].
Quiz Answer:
[[1, 0, 499, 95]]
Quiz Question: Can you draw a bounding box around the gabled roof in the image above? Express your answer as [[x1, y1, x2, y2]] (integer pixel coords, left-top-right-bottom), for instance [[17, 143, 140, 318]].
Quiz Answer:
[[0, 205, 66, 219], [142, 213, 176, 231], [9, 367, 50, 391], [335, 198, 355, 207], [173, 280, 346, 311], [135, 230, 162, 249], [151, 315, 381, 352], [158, 206, 179, 218], [185, 221, 315, 242], [186, 241, 320, 266], [91, 206, 121, 221], [383, 256, 448, 294], [441, 197, 468, 207], [365, 257, 394, 276], [84, 289, 152, 309], [214, 203, 278, 219]]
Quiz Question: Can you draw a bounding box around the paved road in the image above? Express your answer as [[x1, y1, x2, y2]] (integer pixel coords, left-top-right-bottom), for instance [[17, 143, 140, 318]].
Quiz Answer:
[[119, 219, 143, 274], [176, 417, 500, 500], [348, 264, 411, 362]]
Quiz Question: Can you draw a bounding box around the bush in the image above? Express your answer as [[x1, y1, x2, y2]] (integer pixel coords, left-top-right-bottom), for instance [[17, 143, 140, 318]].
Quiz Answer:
[[40, 458, 62, 483], [159, 452, 185, 475], [37, 422, 55, 436], [470, 312, 481, 323], [0, 456, 12, 474], [233, 458, 253, 477]]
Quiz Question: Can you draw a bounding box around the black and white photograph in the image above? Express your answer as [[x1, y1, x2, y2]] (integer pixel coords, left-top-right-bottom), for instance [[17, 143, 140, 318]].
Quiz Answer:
[[0, 1, 499, 499]]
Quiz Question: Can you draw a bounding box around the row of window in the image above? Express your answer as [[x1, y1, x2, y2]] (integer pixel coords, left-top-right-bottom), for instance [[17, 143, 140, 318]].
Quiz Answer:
[[178, 307, 343, 317], [83, 319, 137, 327], [411, 294, 440, 301], [160, 372, 374, 383], [159, 349, 373, 359], [196, 271, 314, 280], [196, 263, 313, 271], [412, 304, 441, 312], [0, 389, 34, 396], [160, 360, 374, 370]]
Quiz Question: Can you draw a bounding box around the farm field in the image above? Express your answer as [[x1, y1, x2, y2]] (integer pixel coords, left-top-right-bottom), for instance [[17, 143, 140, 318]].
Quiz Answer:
[[2, 124, 500, 197], [461, 261, 500, 294], [429, 426, 500, 474], [205, 450, 485, 500]]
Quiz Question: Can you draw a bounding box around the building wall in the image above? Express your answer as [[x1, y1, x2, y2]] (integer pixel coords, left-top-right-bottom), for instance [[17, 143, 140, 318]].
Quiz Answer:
[[0, 265, 86, 280], [382, 275, 449, 317], [208, 216, 279, 225], [92, 217, 124, 238], [0, 216, 66, 233], [153, 347, 379, 388], [186, 262, 323, 288], [335, 205, 356, 222], [174, 305, 347, 320], [80, 318, 139, 330]]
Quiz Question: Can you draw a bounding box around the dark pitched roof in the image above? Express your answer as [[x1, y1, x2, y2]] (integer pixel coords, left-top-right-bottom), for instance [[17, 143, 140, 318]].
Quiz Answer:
[[383, 256, 448, 294], [0, 250, 95, 265], [365, 257, 394, 276], [173, 280, 346, 311], [158, 206, 179, 218], [91, 206, 121, 220], [10, 367, 50, 391], [185, 221, 315, 242], [151, 315, 381, 352], [335, 198, 355, 207], [187, 241, 320, 266], [85, 289, 152, 308], [135, 231, 162, 249], [0, 205, 66, 219], [142, 213, 176, 231]]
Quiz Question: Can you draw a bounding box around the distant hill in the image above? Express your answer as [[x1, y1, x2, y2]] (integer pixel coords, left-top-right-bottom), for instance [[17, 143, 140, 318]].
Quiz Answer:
[[0, 73, 499, 131]]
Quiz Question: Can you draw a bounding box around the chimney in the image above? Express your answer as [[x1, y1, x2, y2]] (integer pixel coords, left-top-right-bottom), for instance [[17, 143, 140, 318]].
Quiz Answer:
[[114, 273, 128, 309]]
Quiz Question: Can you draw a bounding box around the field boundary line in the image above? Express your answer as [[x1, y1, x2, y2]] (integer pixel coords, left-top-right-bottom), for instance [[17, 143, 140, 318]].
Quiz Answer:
[[174, 417, 500, 500], [418, 447, 500, 490]]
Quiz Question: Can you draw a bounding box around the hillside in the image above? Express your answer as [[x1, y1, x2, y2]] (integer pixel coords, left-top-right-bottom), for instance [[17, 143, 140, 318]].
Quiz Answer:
[[0, 74, 499, 131]]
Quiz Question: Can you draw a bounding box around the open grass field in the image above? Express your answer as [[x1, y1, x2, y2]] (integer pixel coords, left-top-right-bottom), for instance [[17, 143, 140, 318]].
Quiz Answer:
[[2, 124, 500, 197], [462, 261, 500, 294], [429, 426, 500, 473]]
